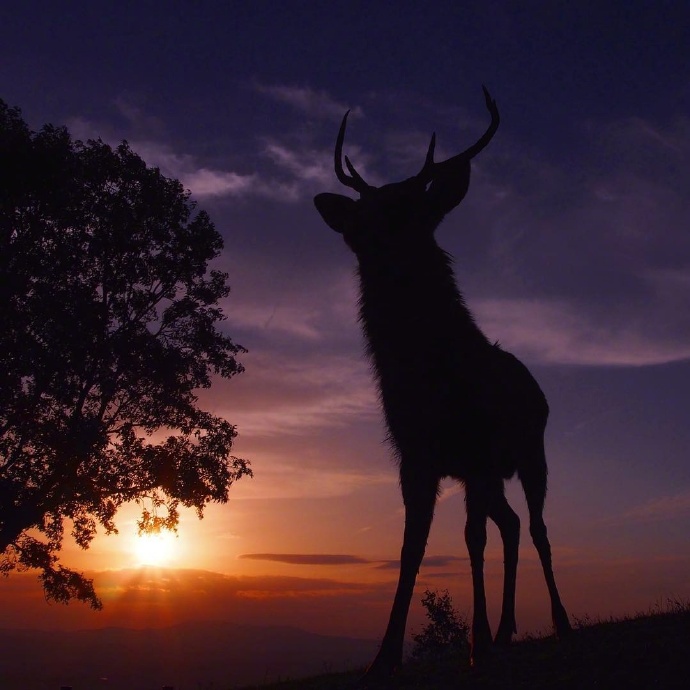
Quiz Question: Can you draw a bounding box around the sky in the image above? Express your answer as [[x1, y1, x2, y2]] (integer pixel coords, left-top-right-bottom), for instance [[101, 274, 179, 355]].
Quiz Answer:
[[2, 0, 690, 651]]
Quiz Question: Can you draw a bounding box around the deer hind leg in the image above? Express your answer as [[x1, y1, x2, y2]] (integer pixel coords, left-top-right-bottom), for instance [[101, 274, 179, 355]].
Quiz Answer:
[[363, 471, 438, 681], [519, 442, 572, 638], [488, 486, 520, 645], [464, 477, 494, 664]]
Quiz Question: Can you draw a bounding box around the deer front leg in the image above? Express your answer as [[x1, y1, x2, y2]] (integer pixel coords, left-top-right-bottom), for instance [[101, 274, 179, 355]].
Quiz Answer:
[[465, 479, 492, 665], [362, 473, 438, 682]]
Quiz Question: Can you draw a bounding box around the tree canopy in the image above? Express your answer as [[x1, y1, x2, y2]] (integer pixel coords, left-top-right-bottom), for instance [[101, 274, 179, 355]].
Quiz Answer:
[[0, 100, 251, 607]]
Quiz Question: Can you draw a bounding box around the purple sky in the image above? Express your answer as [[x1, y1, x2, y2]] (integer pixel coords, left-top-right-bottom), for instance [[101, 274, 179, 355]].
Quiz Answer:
[[2, 0, 690, 640]]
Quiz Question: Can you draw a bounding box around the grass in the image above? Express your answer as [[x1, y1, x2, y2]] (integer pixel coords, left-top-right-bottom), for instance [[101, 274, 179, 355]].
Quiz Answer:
[[240, 599, 690, 689]]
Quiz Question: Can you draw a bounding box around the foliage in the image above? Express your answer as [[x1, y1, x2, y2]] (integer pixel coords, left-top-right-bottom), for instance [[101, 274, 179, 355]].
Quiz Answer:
[[0, 99, 251, 607], [411, 588, 469, 661]]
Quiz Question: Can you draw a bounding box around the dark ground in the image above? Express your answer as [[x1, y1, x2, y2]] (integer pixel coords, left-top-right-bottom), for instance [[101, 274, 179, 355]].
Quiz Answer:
[[246, 602, 690, 690]]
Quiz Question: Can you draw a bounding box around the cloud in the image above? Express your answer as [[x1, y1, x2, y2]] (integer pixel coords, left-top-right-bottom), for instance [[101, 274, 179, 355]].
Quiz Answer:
[[183, 168, 258, 197], [129, 139, 316, 202], [67, 116, 260, 200], [262, 141, 335, 188], [620, 491, 690, 523], [257, 136, 385, 197], [229, 377, 376, 438], [207, 347, 379, 438], [239, 553, 469, 569], [229, 463, 395, 501], [474, 297, 690, 367], [446, 114, 690, 369], [597, 115, 690, 165], [437, 482, 464, 503], [112, 97, 170, 134], [222, 268, 359, 342], [375, 555, 468, 570], [254, 83, 363, 121], [129, 136, 341, 203], [0, 568, 394, 637], [67, 111, 311, 202], [239, 554, 370, 566], [113, 139, 264, 200], [228, 302, 325, 341]]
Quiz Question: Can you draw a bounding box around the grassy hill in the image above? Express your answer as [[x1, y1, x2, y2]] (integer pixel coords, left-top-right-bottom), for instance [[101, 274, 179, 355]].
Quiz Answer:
[[245, 600, 690, 689]]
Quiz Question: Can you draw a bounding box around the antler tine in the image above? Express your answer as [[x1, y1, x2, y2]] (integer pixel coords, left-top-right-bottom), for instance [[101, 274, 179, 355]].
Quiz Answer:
[[415, 132, 437, 183], [344, 155, 369, 190], [459, 85, 500, 160], [426, 87, 500, 177], [334, 110, 371, 193], [334, 111, 351, 186]]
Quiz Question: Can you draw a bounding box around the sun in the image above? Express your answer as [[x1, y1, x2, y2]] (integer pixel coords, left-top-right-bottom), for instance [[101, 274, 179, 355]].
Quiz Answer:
[[132, 530, 178, 566]]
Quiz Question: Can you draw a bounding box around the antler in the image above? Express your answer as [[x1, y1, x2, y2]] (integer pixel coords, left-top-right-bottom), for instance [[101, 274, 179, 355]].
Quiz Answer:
[[334, 111, 372, 194], [333, 88, 499, 193], [416, 86, 499, 183], [415, 132, 437, 182]]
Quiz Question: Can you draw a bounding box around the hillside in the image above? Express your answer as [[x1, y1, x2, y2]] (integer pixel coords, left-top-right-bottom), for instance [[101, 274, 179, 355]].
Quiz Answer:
[[1, 604, 687, 689], [0, 622, 377, 690], [247, 602, 690, 690]]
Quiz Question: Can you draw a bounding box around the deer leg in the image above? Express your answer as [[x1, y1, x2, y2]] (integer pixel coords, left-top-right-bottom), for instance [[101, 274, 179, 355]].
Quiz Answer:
[[363, 472, 438, 681], [464, 478, 492, 664], [528, 510, 571, 637], [488, 486, 520, 646], [520, 444, 572, 638]]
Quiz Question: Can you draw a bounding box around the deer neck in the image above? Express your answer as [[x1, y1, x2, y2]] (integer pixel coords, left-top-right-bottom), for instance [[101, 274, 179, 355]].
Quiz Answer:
[[356, 244, 490, 372]]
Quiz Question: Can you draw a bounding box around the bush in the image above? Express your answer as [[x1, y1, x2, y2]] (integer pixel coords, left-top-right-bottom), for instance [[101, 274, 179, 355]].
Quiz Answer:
[[411, 588, 470, 660]]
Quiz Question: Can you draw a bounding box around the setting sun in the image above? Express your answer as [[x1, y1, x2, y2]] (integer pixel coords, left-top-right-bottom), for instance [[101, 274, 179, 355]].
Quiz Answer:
[[133, 531, 178, 566]]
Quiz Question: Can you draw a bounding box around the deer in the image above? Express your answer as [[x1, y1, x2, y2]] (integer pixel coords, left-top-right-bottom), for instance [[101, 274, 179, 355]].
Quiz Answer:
[[313, 87, 572, 680]]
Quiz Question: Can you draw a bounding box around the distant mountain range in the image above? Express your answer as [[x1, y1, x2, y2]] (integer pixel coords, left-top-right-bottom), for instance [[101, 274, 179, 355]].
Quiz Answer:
[[0, 621, 378, 689]]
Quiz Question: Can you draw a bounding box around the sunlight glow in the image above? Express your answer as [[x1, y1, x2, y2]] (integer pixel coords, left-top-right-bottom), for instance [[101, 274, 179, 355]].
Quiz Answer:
[[132, 530, 178, 566]]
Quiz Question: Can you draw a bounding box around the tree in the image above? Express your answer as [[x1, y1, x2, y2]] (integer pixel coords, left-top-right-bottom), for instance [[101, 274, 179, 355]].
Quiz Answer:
[[0, 100, 251, 608], [411, 589, 470, 660]]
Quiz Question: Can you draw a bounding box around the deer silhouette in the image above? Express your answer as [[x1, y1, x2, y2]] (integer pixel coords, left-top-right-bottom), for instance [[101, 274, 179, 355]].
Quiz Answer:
[[314, 88, 571, 679]]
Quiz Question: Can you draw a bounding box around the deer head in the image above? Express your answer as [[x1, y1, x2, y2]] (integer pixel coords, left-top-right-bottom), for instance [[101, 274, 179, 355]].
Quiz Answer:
[[314, 87, 499, 256]]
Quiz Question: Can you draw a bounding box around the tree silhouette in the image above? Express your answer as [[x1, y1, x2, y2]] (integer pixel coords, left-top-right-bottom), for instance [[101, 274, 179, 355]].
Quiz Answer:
[[411, 589, 469, 661], [0, 100, 251, 607]]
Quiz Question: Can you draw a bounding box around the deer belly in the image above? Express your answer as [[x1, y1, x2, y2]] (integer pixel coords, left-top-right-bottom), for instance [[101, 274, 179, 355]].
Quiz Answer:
[[380, 378, 526, 480], [381, 386, 490, 471]]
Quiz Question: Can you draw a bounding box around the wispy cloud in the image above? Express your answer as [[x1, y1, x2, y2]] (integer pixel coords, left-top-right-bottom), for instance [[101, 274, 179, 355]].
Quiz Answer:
[[452, 113, 690, 368], [474, 297, 690, 367], [184, 168, 258, 197], [233, 394, 377, 437], [375, 555, 468, 570], [227, 301, 326, 341], [239, 553, 370, 566], [230, 463, 395, 501], [239, 553, 469, 569], [133, 139, 318, 202], [111, 139, 274, 201], [257, 136, 384, 196], [68, 116, 260, 200], [0, 568, 393, 637], [599, 114, 690, 160], [621, 491, 690, 523], [212, 351, 378, 439], [222, 265, 359, 345], [262, 141, 334, 187], [254, 82, 363, 120]]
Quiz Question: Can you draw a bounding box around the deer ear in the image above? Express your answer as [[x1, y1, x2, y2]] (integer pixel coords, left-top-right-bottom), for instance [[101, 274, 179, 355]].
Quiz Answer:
[[314, 193, 357, 234]]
